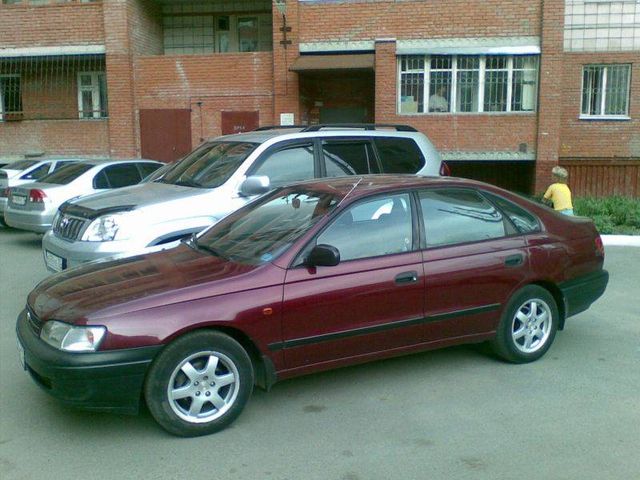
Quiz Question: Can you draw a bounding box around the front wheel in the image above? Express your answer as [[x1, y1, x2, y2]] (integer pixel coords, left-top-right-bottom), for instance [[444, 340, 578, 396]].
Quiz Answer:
[[144, 330, 254, 437], [491, 285, 559, 363]]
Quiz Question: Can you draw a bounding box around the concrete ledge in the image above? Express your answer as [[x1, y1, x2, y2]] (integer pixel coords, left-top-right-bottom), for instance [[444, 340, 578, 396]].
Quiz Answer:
[[602, 235, 640, 247]]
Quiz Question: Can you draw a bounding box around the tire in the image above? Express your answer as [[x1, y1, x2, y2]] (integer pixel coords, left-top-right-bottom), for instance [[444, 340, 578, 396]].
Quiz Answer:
[[144, 330, 254, 437], [490, 285, 559, 364]]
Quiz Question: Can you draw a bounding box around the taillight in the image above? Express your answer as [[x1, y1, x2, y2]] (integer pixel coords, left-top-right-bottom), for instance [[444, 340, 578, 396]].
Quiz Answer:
[[440, 161, 451, 176], [29, 189, 48, 203], [595, 235, 605, 257]]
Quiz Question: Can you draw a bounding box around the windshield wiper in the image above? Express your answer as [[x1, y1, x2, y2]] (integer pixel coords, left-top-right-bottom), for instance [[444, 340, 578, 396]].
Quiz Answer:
[[187, 234, 229, 260], [173, 179, 204, 188]]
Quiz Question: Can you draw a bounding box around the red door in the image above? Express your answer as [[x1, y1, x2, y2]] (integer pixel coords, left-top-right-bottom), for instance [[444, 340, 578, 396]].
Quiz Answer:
[[221, 111, 259, 135], [139, 109, 192, 162], [280, 192, 425, 369]]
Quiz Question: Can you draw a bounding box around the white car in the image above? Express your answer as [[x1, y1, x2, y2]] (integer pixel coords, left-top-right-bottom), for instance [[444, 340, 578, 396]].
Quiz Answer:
[[5, 159, 162, 234], [42, 124, 444, 272], [0, 158, 79, 224]]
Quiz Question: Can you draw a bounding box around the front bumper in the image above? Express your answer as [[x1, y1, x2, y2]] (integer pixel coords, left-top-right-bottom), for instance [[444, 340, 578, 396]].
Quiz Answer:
[[16, 309, 162, 414], [559, 269, 609, 319], [5, 208, 54, 233]]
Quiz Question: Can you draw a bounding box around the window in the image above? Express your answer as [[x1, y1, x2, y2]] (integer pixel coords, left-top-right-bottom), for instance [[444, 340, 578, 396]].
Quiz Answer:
[[101, 164, 143, 188], [138, 162, 162, 179], [374, 137, 425, 174], [162, 12, 272, 55], [322, 141, 378, 177], [419, 189, 506, 247], [398, 55, 539, 114], [51, 161, 77, 172], [252, 144, 315, 187], [0, 75, 23, 120], [483, 192, 540, 234], [20, 163, 50, 180], [78, 72, 107, 119], [42, 163, 93, 185], [581, 64, 631, 118], [316, 194, 413, 261]]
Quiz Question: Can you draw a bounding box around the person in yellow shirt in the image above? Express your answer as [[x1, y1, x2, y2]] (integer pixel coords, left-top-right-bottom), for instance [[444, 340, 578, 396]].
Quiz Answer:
[[543, 166, 573, 215]]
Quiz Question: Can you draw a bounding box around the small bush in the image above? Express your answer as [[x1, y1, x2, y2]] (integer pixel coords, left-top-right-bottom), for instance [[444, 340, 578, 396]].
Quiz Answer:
[[574, 196, 640, 235]]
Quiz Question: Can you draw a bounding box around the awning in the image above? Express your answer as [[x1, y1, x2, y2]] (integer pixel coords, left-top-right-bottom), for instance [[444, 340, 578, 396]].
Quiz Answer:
[[396, 37, 541, 55], [290, 54, 375, 72], [0, 45, 106, 58]]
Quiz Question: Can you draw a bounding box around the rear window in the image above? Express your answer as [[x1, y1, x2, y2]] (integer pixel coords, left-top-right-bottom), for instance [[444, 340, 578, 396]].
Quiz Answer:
[[3, 160, 38, 171], [374, 137, 425, 174], [483, 192, 540, 234], [40, 163, 93, 185]]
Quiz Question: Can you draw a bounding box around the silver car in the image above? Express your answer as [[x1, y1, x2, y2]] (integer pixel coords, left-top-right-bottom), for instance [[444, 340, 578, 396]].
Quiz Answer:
[[0, 158, 79, 223], [42, 125, 443, 272], [5, 159, 162, 235]]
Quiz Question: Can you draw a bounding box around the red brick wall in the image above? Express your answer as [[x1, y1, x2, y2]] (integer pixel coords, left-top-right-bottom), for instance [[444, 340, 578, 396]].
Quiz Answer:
[[559, 53, 640, 159], [129, 0, 163, 56], [134, 53, 274, 146], [0, 120, 109, 157], [0, 3, 104, 48], [298, 0, 541, 41]]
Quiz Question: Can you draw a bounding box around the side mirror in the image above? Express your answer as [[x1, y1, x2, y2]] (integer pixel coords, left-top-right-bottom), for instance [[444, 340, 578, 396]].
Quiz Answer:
[[307, 244, 340, 267], [239, 176, 270, 197]]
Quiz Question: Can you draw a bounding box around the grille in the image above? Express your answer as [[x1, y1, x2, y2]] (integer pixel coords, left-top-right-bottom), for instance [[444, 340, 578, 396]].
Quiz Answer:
[[53, 213, 87, 241], [26, 306, 43, 336]]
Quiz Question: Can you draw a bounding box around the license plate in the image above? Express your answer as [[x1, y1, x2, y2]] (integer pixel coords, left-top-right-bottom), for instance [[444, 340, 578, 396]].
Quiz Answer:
[[45, 250, 64, 272], [17, 338, 26, 371], [12, 195, 26, 206]]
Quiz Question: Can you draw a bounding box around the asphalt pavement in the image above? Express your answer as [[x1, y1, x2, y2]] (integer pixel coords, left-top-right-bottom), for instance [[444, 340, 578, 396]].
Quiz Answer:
[[0, 228, 639, 480]]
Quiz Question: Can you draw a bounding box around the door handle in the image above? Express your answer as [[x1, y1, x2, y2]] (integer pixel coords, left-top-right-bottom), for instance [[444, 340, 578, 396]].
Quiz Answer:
[[504, 254, 524, 267], [395, 271, 418, 285]]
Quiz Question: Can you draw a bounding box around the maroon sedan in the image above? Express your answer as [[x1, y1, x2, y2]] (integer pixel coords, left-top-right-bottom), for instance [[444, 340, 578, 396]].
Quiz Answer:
[[16, 175, 608, 436]]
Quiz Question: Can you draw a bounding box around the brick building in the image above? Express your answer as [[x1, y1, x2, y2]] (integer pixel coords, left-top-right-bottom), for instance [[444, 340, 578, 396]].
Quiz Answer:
[[1, 0, 638, 196]]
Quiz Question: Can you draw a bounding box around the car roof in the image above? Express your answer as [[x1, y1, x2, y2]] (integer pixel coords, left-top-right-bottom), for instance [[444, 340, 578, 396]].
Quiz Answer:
[[285, 175, 493, 199]]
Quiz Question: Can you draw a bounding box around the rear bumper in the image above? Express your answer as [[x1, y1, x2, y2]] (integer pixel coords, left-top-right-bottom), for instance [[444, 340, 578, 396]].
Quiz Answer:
[[5, 208, 53, 233], [559, 269, 609, 319], [16, 309, 162, 414]]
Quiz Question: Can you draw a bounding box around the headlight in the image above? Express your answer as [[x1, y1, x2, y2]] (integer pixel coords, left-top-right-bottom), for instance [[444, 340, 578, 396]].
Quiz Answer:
[[82, 214, 133, 242], [40, 321, 106, 352]]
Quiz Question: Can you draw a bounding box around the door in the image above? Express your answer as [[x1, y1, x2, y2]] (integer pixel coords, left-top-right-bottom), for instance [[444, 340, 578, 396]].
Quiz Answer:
[[221, 111, 259, 135], [140, 109, 192, 162], [417, 188, 530, 340], [281, 192, 425, 368]]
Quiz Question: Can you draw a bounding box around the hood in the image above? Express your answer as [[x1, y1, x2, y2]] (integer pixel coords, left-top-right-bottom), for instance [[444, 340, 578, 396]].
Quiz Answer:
[[71, 182, 208, 211], [28, 244, 281, 324]]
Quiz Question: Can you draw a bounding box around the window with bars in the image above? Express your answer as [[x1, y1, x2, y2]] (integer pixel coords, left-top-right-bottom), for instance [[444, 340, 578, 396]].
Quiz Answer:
[[581, 64, 631, 118], [398, 55, 539, 115], [77, 72, 107, 119], [0, 75, 23, 120]]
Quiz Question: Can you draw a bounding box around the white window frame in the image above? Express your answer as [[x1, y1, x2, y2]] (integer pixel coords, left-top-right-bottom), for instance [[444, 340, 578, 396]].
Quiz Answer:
[[0, 74, 21, 121], [397, 54, 539, 115], [77, 71, 107, 119], [580, 64, 631, 120]]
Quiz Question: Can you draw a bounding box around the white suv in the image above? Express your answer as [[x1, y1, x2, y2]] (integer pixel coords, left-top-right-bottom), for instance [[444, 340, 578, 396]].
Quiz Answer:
[[42, 125, 443, 272]]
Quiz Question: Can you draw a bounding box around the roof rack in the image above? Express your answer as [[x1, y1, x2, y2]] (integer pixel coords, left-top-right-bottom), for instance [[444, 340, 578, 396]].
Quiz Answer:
[[253, 125, 307, 131], [301, 123, 418, 133]]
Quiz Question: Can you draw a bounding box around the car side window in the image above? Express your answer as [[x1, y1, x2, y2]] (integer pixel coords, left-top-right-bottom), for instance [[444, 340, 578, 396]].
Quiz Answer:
[[252, 143, 315, 187], [315, 193, 413, 261], [322, 140, 379, 177], [93, 170, 110, 189], [483, 191, 540, 234], [138, 162, 162, 179], [103, 164, 143, 188], [52, 161, 75, 172], [20, 163, 50, 180], [374, 137, 425, 174], [419, 188, 507, 247]]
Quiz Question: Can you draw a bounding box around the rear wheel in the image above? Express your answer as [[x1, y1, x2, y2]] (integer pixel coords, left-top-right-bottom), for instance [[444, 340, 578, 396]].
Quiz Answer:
[[491, 285, 558, 363], [144, 330, 254, 437]]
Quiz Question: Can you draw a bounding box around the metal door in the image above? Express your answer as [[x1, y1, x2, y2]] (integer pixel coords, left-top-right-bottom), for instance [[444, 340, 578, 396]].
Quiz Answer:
[[221, 111, 259, 135], [139, 109, 192, 162]]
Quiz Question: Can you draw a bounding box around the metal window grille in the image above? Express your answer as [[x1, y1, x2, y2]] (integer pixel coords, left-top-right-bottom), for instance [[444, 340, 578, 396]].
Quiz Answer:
[[564, 0, 640, 52], [399, 54, 539, 115], [0, 54, 106, 121], [581, 64, 631, 116]]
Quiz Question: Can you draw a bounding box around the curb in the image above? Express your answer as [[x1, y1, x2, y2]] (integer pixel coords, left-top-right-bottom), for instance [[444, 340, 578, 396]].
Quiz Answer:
[[601, 235, 640, 247]]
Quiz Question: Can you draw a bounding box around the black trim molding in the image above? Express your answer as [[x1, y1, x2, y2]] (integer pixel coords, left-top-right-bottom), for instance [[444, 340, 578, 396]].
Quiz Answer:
[[268, 303, 500, 351]]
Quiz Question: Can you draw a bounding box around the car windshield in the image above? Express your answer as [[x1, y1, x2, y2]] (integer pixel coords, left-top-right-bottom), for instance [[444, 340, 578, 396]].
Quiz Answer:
[[160, 141, 258, 188], [196, 187, 341, 265], [39, 163, 93, 185], [2, 160, 38, 171]]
